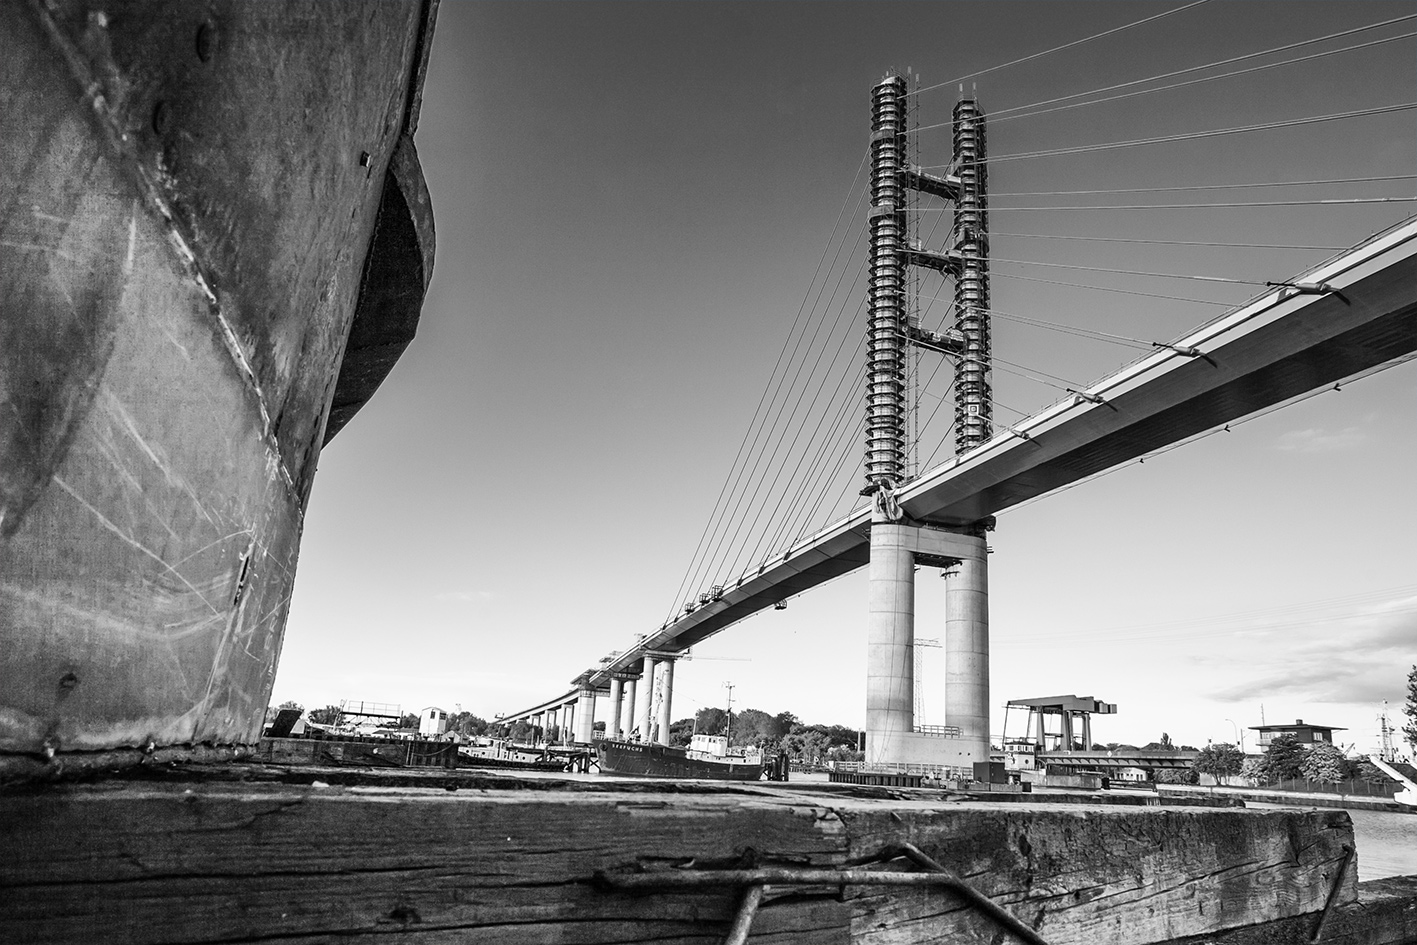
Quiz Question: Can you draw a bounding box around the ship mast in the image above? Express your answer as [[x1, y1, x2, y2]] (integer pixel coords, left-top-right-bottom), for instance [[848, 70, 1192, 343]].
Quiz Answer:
[[722, 681, 736, 743]]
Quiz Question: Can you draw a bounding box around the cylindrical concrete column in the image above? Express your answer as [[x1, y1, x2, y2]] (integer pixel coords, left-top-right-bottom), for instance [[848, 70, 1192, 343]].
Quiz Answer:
[[608, 677, 624, 739], [1062, 709, 1074, 752], [945, 533, 989, 763], [636, 655, 658, 743], [1082, 712, 1092, 752], [575, 688, 595, 744], [656, 659, 676, 746], [621, 677, 637, 741], [866, 520, 915, 763], [1034, 709, 1045, 750]]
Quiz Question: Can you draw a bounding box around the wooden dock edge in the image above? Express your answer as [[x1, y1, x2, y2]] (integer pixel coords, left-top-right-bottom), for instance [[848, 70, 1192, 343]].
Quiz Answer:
[[0, 768, 1391, 945], [1161, 875, 1417, 945]]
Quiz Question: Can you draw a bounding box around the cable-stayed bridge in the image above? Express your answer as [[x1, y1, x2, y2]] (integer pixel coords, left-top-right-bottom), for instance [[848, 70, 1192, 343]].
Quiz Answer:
[[500, 218, 1417, 764], [498, 9, 1417, 774]]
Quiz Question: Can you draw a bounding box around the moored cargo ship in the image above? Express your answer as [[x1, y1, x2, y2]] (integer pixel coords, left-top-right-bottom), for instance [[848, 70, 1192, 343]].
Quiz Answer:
[[598, 733, 766, 780]]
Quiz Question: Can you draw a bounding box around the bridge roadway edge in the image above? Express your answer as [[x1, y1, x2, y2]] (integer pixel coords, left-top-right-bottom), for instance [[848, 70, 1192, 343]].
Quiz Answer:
[[5, 764, 1415, 944]]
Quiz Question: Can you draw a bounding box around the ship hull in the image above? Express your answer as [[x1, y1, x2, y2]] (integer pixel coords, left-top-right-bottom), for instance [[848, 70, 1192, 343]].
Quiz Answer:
[[0, 1, 435, 770], [597, 739, 764, 781]]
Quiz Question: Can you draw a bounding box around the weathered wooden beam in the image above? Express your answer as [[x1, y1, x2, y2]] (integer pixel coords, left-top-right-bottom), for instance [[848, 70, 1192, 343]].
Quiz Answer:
[[0, 774, 1365, 944], [1162, 875, 1417, 945]]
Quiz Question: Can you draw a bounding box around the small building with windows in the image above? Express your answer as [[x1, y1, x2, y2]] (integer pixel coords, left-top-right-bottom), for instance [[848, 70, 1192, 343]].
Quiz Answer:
[[419, 706, 450, 737], [1250, 719, 1345, 748]]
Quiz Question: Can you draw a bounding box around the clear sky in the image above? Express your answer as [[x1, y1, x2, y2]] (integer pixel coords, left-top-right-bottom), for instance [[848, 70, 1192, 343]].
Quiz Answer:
[[272, 1, 1417, 756]]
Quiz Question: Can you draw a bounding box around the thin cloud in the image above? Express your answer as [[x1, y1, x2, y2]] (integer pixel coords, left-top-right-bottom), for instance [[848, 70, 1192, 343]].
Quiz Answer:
[[434, 590, 495, 603], [1275, 425, 1367, 453], [1201, 595, 1417, 704]]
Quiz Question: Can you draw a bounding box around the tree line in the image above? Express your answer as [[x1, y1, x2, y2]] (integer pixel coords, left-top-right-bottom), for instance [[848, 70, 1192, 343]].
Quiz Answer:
[[1154, 734, 1393, 787], [664, 707, 862, 765]]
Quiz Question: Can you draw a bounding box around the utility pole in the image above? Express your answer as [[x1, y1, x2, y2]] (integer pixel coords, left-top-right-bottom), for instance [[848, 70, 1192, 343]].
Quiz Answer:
[[914, 637, 941, 725]]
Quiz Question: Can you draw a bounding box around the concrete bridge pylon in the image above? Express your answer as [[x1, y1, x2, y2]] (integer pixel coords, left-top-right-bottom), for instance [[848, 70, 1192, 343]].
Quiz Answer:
[[863, 72, 993, 771]]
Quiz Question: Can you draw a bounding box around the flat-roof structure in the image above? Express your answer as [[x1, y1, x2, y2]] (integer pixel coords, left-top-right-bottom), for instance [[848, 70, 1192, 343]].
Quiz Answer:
[[1250, 719, 1346, 747]]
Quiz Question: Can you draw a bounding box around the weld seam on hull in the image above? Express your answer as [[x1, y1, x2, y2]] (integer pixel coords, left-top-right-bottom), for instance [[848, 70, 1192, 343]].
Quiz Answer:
[[23, 0, 296, 497]]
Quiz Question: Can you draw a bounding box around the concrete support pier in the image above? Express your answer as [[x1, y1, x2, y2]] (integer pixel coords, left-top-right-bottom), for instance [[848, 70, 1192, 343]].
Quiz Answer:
[[944, 532, 989, 764], [865, 520, 915, 763], [574, 687, 595, 745], [621, 676, 637, 740], [655, 658, 675, 746], [607, 677, 624, 739], [636, 655, 657, 742], [864, 511, 990, 770]]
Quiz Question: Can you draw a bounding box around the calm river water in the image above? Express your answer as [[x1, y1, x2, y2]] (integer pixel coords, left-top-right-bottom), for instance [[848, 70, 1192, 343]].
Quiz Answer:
[[1249, 802, 1417, 881]]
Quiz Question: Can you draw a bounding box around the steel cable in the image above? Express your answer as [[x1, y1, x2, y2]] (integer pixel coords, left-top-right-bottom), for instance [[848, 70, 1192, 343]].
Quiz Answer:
[[908, 0, 1212, 98], [666, 154, 869, 620]]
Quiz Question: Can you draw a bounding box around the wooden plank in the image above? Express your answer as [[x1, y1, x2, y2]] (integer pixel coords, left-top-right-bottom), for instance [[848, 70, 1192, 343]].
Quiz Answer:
[[840, 804, 1357, 944], [0, 776, 1362, 944], [1161, 876, 1417, 944]]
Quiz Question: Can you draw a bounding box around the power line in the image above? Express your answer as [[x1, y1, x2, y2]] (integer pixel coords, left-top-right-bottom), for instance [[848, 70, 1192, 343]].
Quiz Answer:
[[912, 196, 1417, 211], [908, 0, 1212, 98], [911, 18, 1416, 134], [983, 308, 1159, 350], [988, 174, 1416, 198], [991, 356, 1082, 393], [993, 271, 1237, 306], [992, 233, 1350, 250], [991, 256, 1273, 286], [920, 103, 1417, 168], [996, 30, 1417, 128]]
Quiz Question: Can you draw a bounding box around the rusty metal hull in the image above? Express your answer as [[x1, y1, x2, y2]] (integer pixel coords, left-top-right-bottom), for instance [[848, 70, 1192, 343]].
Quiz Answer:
[[0, 1, 435, 762]]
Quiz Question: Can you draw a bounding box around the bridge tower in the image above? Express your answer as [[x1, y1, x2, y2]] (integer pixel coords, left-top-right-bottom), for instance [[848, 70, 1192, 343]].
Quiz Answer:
[[863, 73, 993, 772]]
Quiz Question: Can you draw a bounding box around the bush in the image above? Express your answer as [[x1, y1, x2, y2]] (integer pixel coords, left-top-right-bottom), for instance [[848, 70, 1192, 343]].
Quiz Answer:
[[1156, 766, 1199, 785], [1301, 742, 1348, 783]]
